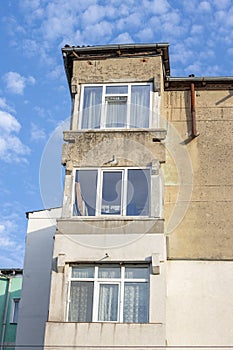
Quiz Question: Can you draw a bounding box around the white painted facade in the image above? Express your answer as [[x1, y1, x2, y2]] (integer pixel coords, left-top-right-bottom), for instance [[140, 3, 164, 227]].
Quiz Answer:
[[15, 208, 61, 350]]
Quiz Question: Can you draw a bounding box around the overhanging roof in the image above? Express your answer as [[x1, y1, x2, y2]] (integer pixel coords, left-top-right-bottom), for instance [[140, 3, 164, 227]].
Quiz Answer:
[[61, 43, 170, 90]]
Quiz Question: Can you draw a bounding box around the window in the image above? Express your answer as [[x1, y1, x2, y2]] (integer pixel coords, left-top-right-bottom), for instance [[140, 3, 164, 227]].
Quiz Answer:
[[10, 298, 20, 323], [79, 83, 152, 129], [68, 264, 149, 323], [73, 168, 150, 216]]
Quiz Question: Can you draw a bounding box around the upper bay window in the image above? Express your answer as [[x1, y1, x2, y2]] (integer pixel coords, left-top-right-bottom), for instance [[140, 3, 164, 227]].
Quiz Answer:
[[79, 83, 152, 129], [73, 168, 150, 217]]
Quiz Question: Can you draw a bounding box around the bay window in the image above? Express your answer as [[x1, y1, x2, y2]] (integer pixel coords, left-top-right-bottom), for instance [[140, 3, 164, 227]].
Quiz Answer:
[[73, 168, 150, 216], [79, 83, 152, 129], [68, 264, 149, 323]]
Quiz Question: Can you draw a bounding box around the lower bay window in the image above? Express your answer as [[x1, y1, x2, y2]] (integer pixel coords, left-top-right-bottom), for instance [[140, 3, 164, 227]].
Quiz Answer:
[[73, 168, 150, 216], [68, 264, 149, 323]]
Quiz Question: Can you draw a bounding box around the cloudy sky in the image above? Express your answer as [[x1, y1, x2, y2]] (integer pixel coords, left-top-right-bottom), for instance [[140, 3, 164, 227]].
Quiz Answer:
[[1, 0, 233, 267]]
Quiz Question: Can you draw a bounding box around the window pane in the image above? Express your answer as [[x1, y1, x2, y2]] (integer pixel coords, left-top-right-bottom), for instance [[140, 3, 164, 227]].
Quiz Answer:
[[123, 283, 149, 323], [69, 281, 93, 322], [126, 169, 150, 216], [82, 86, 102, 129], [105, 100, 127, 128], [130, 85, 150, 128], [98, 266, 121, 278], [98, 284, 119, 321], [125, 266, 148, 279], [101, 172, 122, 215], [72, 266, 94, 278], [12, 300, 19, 323], [106, 86, 128, 94], [74, 170, 97, 216]]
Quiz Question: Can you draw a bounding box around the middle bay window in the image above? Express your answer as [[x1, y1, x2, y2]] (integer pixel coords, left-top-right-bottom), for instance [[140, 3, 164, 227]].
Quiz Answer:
[[73, 168, 150, 217]]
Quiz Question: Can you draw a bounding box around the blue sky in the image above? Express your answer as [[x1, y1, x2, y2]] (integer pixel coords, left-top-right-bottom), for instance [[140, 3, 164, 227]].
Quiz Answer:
[[1, 0, 233, 267]]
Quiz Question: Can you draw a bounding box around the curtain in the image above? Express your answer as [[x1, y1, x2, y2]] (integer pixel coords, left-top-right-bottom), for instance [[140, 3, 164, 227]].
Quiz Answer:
[[74, 170, 97, 216], [105, 101, 127, 128], [68, 281, 94, 322], [130, 85, 150, 128], [123, 283, 149, 323], [98, 284, 119, 321], [82, 86, 102, 129]]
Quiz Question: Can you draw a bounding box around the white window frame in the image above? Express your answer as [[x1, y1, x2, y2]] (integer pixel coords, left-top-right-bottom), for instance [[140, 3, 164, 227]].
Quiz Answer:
[[78, 83, 153, 130], [10, 298, 20, 324], [67, 264, 149, 323], [72, 167, 151, 217]]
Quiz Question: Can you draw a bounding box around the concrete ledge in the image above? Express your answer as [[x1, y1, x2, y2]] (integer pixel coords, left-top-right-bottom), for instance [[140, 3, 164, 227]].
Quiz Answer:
[[56, 218, 164, 234], [44, 322, 166, 347]]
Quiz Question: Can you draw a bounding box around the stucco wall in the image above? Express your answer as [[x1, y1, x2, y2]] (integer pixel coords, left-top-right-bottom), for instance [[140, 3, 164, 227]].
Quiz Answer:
[[163, 89, 233, 259], [166, 260, 233, 346]]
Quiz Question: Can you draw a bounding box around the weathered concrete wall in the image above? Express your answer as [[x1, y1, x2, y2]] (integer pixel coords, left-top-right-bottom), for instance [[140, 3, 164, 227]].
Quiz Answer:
[[166, 260, 233, 346], [73, 56, 162, 84], [163, 89, 233, 259], [63, 130, 166, 169]]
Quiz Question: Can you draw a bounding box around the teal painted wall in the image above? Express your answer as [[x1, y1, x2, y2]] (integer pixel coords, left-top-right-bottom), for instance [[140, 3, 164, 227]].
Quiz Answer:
[[0, 272, 22, 349]]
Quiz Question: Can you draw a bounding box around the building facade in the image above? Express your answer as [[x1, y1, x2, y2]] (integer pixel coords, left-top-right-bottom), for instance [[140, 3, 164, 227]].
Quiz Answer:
[[0, 269, 22, 350], [17, 43, 233, 349]]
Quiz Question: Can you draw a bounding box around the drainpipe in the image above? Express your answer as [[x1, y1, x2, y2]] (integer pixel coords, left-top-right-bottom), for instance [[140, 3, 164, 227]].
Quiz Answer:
[[190, 80, 198, 137], [0, 275, 11, 350]]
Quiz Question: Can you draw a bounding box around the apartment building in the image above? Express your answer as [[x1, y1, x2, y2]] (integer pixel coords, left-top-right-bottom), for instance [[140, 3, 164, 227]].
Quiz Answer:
[[17, 43, 233, 349]]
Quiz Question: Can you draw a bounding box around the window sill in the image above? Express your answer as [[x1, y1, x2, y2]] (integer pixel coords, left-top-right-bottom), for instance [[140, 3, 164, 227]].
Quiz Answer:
[[64, 128, 167, 141], [57, 217, 164, 235], [66, 216, 164, 221]]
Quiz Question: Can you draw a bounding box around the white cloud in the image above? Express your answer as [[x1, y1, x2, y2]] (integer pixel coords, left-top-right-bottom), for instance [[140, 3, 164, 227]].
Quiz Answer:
[[0, 212, 25, 266], [112, 32, 134, 44], [190, 24, 203, 35], [30, 122, 46, 141], [0, 97, 15, 113], [0, 111, 21, 133], [199, 1, 212, 12], [147, 0, 170, 15], [4, 71, 36, 95], [0, 110, 30, 163]]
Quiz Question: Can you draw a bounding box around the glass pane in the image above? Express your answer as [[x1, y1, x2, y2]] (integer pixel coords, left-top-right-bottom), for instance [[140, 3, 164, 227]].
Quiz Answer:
[[105, 101, 127, 128], [74, 170, 97, 216], [123, 282, 149, 323], [98, 284, 119, 321], [126, 169, 150, 216], [12, 300, 19, 323], [82, 86, 102, 129], [72, 266, 94, 278], [106, 86, 128, 94], [125, 266, 148, 279], [101, 171, 122, 215], [68, 281, 93, 322], [130, 85, 150, 128], [98, 266, 121, 278]]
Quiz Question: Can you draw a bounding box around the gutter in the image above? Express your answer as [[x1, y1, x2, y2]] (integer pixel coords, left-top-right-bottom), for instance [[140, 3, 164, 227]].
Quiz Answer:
[[190, 81, 198, 138]]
